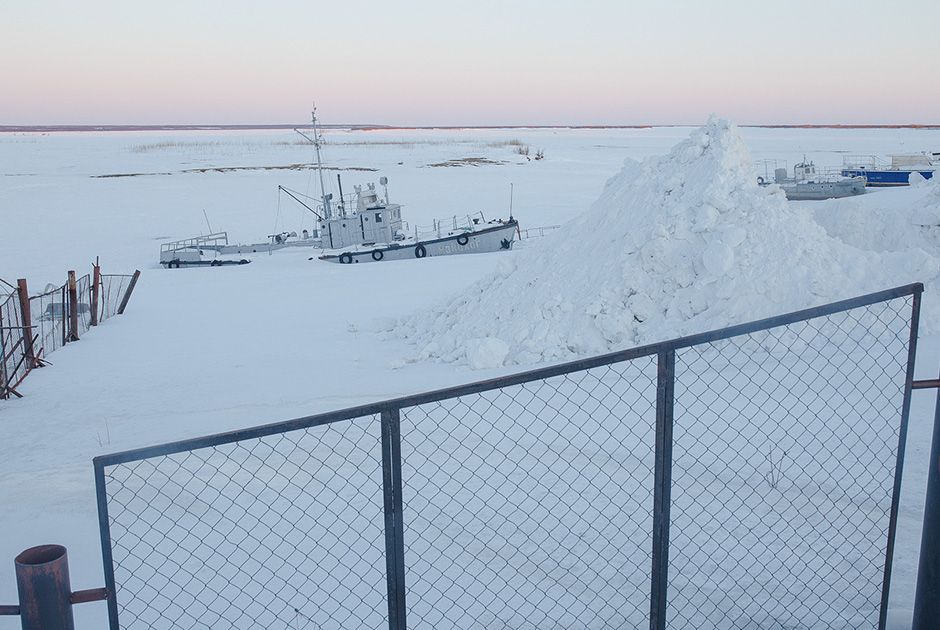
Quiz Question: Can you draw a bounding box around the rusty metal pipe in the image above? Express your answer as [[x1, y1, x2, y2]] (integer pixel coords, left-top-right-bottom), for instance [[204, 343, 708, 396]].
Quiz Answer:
[[15, 545, 75, 630]]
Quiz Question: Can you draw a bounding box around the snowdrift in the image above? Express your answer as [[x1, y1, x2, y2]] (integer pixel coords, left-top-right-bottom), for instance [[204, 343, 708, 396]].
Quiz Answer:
[[396, 117, 940, 368]]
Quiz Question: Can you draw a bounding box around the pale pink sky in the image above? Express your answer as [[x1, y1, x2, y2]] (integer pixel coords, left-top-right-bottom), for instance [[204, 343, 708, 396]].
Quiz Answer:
[[2, 0, 938, 126]]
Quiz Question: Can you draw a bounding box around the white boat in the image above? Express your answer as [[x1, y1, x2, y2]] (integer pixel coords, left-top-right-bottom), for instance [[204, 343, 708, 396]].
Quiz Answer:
[[314, 177, 517, 264], [159, 228, 324, 267], [301, 107, 518, 264], [318, 215, 519, 264], [757, 159, 866, 200], [160, 106, 519, 267]]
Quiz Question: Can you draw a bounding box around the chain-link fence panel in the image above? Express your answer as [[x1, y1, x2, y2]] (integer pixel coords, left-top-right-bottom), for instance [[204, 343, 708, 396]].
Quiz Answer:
[[400, 359, 658, 629], [101, 415, 387, 629], [94, 285, 921, 630], [25, 272, 134, 359], [29, 285, 69, 356], [0, 292, 24, 397], [667, 298, 914, 629], [75, 273, 92, 335], [100, 274, 135, 320]]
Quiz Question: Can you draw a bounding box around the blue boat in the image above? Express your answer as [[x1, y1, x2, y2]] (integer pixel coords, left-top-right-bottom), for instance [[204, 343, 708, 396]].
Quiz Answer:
[[841, 152, 937, 186]]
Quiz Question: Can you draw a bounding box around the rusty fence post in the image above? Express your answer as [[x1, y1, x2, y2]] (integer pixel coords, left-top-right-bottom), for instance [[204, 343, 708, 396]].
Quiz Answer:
[[91, 264, 100, 327], [15, 545, 75, 630], [1, 545, 109, 628], [16, 279, 35, 367], [116, 270, 140, 315], [67, 271, 79, 342]]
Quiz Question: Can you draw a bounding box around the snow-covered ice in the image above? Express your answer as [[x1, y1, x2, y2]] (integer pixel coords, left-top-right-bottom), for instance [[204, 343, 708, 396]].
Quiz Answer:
[[2, 120, 940, 629]]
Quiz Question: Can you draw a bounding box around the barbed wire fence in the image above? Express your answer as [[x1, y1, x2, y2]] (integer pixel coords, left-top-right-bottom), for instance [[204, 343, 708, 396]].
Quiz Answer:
[[0, 266, 140, 399], [94, 284, 920, 630]]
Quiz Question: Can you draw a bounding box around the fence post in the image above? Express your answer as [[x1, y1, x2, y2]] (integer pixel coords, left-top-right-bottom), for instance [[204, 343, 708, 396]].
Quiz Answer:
[[381, 409, 407, 630], [60, 286, 67, 347], [91, 263, 100, 327], [94, 459, 121, 630], [913, 385, 940, 629], [15, 545, 75, 630], [0, 318, 6, 397], [16, 279, 35, 367], [116, 270, 140, 315], [67, 271, 79, 342], [650, 350, 676, 630]]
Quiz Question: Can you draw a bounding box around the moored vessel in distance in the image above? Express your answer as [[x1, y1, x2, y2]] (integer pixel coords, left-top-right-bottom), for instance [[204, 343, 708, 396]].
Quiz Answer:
[[841, 152, 937, 186], [757, 159, 866, 200], [159, 105, 520, 267], [318, 216, 518, 264], [302, 106, 518, 264]]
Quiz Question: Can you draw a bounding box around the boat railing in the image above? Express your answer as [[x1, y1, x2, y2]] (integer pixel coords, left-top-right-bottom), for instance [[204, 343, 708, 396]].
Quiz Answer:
[[160, 232, 229, 253], [411, 212, 487, 240], [822, 165, 857, 180], [755, 159, 786, 184], [842, 155, 887, 170], [519, 225, 561, 239]]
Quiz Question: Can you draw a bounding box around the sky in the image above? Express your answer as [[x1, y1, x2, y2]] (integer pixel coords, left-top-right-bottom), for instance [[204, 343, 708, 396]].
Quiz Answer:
[[1, 0, 938, 127]]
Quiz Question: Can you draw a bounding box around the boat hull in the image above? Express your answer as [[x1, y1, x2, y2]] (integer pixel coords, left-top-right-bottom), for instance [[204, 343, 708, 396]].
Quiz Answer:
[[320, 220, 518, 264], [840, 168, 934, 187], [781, 176, 866, 200], [161, 258, 251, 268]]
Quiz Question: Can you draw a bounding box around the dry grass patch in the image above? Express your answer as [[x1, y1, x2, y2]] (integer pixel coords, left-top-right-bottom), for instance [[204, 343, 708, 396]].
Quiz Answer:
[[426, 157, 508, 168]]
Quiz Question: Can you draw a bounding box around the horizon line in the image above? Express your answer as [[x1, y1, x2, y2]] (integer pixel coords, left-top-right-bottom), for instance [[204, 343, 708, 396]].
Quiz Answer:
[[2, 123, 940, 133]]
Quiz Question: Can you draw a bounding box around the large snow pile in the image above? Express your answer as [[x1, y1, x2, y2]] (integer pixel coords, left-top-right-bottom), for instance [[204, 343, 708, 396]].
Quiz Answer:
[[393, 117, 940, 368], [812, 172, 940, 256]]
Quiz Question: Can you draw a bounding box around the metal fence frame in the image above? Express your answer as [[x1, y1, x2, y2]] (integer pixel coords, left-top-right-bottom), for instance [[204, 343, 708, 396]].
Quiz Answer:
[[94, 283, 923, 630]]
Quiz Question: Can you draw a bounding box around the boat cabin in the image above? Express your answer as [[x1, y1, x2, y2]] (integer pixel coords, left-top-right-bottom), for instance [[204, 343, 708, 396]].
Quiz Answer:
[[319, 183, 404, 249], [792, 161, 817, 182]]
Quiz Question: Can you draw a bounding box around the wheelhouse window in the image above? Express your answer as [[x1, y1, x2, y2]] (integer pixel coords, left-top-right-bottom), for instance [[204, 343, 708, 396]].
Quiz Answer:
[[375, 212, 383, 223]]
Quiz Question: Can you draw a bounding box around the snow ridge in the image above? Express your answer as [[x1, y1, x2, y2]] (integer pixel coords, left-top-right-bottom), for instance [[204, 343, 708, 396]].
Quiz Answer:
[[396, 117, 939, 368]]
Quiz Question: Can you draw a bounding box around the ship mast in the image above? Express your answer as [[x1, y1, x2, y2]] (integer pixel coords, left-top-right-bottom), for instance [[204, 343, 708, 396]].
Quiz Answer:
[[311, 104, 332, 219]]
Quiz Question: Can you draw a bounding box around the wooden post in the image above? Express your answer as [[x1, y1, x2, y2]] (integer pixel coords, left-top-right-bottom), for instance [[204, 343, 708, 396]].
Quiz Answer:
[[16, 278, 35, 366], [117, 270, 140, 315], [91, 264, 100, 327], [67, 271, 79, 342]]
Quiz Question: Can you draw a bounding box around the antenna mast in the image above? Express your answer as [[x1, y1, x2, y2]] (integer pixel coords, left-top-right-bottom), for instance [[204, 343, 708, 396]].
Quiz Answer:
[[509, 183, 514, 220]]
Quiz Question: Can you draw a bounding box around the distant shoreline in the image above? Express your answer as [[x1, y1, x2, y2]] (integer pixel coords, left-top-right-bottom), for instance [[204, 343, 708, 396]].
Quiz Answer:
[[1, 124, 938, 133]]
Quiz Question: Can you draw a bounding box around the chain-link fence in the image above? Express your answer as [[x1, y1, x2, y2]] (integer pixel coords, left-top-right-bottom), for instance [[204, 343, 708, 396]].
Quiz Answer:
[[0, 270, 139, 398], [94, 284, 922, 630], [0, 291, 25, 398]]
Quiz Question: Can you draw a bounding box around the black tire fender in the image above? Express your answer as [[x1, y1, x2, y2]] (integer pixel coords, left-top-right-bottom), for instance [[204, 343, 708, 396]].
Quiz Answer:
[[414, 244, 427, 258], [457, 234, 469, 246], [339, 252, 353, 264], [372, 249, 384, 261]]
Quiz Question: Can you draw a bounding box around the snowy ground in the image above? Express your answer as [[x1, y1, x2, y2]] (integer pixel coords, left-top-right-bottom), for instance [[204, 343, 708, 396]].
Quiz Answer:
[[2, 122, 940, 628]]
